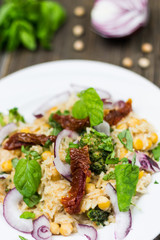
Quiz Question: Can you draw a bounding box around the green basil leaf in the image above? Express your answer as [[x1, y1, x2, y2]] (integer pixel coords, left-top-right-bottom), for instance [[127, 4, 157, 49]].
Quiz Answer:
[[115, 164, 139, 211], [118, 129, 133, 151], [11, 158, 19, 168], [20, 29, 36, 51], [152, 143, 160, 161], [72, 88, 104, 127], [20, 211, 35, 219], [120, 157, 129, 164], [154, 180, 159, 184], [105, 158, 119, 164], [103, 171, 115, 181], [19, 236, 28, 240], [14, 158, 41, 198], [23, 193, 41, 208]]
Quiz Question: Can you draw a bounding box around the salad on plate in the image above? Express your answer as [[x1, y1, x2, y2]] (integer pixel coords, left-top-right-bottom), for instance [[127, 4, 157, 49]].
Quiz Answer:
[[0, 86, 160, 240]]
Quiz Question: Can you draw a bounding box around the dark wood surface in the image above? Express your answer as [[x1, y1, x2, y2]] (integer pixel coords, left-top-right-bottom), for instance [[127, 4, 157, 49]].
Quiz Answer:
[[0, 0, 160, 239]]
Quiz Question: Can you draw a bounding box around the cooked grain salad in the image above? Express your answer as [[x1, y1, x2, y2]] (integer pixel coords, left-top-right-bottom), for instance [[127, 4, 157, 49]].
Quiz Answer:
[[0, 88, 160, 240]]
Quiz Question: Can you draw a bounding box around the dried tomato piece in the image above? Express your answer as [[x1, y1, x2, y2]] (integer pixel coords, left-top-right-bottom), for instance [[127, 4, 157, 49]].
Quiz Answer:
[[104, 99, 132, 126], [53, 114, 90, 132], [4, 132, 56, 150], [61, 146, 91, 214]]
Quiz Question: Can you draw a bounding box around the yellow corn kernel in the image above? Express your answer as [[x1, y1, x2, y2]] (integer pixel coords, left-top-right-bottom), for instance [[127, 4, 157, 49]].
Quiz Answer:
[[85, 183, 95, 194], [146, 139, 152, 150], [50, 222, 60, 235], [86, 177, 91, 183], [43, 123, 50, 128], [59, 223, 73, 236], [42, 151, 52, 161], [1, 160, 12, 172], [20, 128, 31, 133], [51, 168, 61, 181], [138, 170, 144, 179], [133, 139, 143, 150], [119, 148, 128, 159], [48, 106, 58, 115], [150, 133, 158, 144], [128, 118, 140, 127], [117, 123, 127, 130], [98, 196, 110, 210]]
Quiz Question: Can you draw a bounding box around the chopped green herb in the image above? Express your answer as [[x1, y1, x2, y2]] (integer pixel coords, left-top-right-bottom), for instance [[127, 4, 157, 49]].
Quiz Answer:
[[9, 107, 25, 123], [49, 113, 62, 136], [87, 207, 109, 226], [20, 211, 35, 219], [0, 113, 5, 126], [115, 164, 139, 211], [105, 151, 119, 164], [65, 142, 79, 164], [72, 88, 104, 127], [103, 171, 116, 181], [11, 158, 19, 168], [23, 193, 41, 208], [44, 139, 52, 148], [154, 180, 159, 184], [132, 153, 136, 166], [152, 143, 160, 161], [56, 110, 70, 116], [19, 236, 28, 240], [118, 129, 133, 151], [120, 157, 129, 164], [21, 146, 41, 160]]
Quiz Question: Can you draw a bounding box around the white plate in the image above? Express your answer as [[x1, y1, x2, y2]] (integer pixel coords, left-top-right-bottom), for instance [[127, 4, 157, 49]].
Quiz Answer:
[[0, 60, 160, 240]]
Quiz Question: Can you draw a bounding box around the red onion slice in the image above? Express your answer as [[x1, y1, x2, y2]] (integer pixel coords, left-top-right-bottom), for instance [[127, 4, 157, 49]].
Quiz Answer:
[[0, 123, 17, 145], [3, 188, 33, 233], [54, 129, 79, 178], [91, 0, 148, 38], [94, 120, 110, 136], [129, 152, 160, 173], [105, 183, 132, 240], [76, 224, 98, 240], [33, 91, 70, 118], [32, 215, 52, 240], [70, 83, 111, 99], [0, 173, 9, 179]]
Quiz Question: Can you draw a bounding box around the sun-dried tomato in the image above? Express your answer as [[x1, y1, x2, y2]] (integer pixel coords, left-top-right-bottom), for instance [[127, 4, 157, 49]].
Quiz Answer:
[[4, 132, 56, 150], [104, 99, 132, 125], [53, 114, 89, 132], [61, 146, 91, 214]]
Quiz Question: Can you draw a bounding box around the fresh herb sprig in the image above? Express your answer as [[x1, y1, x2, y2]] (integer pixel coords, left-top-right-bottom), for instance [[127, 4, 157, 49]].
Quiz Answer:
[[0, 0, 66, 51], [152, 143, 160, 161], [118, 129, 133, 151]]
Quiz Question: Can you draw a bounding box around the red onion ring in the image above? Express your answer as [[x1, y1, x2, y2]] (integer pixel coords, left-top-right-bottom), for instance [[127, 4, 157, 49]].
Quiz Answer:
[[0, 123, 17, 145], [0, 173, 9, 179], [105, 183, 132, 240], [77, 224, 98, 240], [32, 215, 52, 240]]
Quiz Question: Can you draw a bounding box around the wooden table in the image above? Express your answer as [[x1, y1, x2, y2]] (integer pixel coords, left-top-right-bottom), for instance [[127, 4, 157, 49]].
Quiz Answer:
[[0, 0, 160, 239]]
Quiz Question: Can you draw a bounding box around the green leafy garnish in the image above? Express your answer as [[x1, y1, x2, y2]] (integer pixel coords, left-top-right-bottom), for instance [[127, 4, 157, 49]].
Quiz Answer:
[[9, 107, 25, 123], [152, 143, 160, 161], [154, 180, 159, 184], [19, 236, 28, 240], [49, 113, 62, 136], [103, 171, 116, 181], [115, 164, 139, 211], [105, 151, 119, 164], [72, 88, 104, 127], [56, 110, 70, 116], [87, 207, 109, 226], [65, 142, 79, 164], [11, 157, 19, 168], [0, 0, 66, 51], [0, 113, 5, 126], [44, 139, 52, 148], [21, 146, 41, 160], [23, 193, 41, 208], [120, 157, 129, 164], [118, 129, 133, 151], [20, 211, 35, 219]]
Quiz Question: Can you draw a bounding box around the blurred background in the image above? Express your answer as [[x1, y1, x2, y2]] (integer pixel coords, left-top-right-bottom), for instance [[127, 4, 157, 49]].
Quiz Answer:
[[0, 0, 159, 88]]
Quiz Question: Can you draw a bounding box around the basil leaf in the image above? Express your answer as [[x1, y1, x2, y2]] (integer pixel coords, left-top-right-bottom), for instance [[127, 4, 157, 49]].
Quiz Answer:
[[65, 142, 79, 164], [11, 158, 19, 168], [20, 29, 36, 51], [115, 164, 139, 211], [118, 129, 133, 151], [120, 157, 129, 164], [154, 180, 159, 184], [103, 171, 115, 181], [19, 236, 28, 240], [20, 211, 35, 219], [14, 158, 42, 198], [105, 158, 119, 164], [21, 146, 41, 160], [72, 88, 104, 127], [23, 193, 41, 208], [152, 143, 160, 161]]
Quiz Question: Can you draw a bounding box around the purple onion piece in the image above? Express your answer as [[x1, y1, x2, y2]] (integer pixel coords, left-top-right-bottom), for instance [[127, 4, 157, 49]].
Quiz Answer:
[[54, 129, 79, 179], [113, 100, 126, 109], [0, 123, 17, 145], [3, 188, 33, 233], [105, 183, 132, 240], [32, 215, 52, 240], [0, 173, 9, 179], [77, 224, 98, 240]]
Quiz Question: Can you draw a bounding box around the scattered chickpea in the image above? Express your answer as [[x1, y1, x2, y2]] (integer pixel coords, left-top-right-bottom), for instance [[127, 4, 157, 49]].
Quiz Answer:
[[141, 43, 153, 53], [50, 222, 60, 235], [74, 6, 86, 17], [138, 58, 150, 68], [73, 40, 84, 51], [122, 57, 133, 68], [59, 223, 73, 236], [72, 25, 84, 37]]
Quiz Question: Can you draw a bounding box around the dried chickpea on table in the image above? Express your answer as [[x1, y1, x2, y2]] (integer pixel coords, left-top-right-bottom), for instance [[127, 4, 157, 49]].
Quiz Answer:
[[0, 88, 160, 240]]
